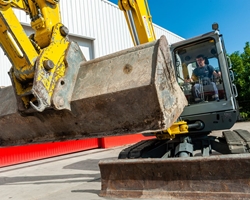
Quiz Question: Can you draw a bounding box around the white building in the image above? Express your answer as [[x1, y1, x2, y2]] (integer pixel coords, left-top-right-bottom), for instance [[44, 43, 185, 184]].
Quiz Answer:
[[0, 0, 183, 86]]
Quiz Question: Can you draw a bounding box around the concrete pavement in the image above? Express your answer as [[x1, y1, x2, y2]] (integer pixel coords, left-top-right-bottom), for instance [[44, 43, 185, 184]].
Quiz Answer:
[[1, 121, 250, 200], [0, 147, 124, 200]]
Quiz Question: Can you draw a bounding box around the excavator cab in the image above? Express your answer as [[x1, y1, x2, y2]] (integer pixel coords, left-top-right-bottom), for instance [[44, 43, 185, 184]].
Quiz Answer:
[[172, 26, 238, 134], [175, 43, 224, 104]]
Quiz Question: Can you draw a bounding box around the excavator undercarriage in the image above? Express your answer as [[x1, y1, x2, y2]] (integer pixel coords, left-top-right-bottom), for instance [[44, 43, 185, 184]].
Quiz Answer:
[[99, 129, 250, 199]]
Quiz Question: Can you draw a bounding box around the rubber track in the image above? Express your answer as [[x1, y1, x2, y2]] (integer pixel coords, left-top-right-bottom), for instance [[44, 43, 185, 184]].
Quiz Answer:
[[118, 139, 158, 159]]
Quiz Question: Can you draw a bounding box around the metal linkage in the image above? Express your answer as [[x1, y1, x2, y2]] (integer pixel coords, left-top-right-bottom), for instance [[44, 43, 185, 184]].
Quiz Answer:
[[175, 136, 193, 157]]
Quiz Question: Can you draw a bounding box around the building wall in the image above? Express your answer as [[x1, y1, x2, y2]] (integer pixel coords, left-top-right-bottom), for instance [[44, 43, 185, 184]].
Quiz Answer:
[[0, 0, 183, 86]]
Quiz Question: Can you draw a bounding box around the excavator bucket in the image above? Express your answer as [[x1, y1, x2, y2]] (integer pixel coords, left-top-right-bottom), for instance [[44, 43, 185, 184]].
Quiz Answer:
[[99, 154, 250, 199], [0, 36, 187, 147]]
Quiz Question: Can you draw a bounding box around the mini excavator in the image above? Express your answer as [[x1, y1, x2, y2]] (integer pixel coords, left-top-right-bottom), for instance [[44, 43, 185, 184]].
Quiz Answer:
[[0, 0, 249, 199]]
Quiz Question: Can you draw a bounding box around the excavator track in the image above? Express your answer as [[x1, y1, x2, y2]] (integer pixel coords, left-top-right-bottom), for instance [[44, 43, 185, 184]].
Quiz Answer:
[[99, 129, 250, 199], [118, 139, 166, 159], [223, 129, 250, 153], [119, 138, 179, 159]]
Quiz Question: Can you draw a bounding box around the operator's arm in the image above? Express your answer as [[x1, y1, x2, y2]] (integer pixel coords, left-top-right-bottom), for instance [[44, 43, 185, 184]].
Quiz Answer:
[[213, 70, 221, 78], [185, 72, 198, 83], [208, 65, 221, 79]]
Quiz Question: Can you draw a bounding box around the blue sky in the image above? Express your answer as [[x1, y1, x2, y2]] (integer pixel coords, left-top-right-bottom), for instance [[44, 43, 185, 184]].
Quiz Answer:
[[108, 0, 249, 54]]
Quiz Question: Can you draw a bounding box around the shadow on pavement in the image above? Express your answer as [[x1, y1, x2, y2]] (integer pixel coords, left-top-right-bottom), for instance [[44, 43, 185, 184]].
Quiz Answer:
[[0, 173, 101, 185], [71, 189, 100, 195], [63, 157, 116, 171]]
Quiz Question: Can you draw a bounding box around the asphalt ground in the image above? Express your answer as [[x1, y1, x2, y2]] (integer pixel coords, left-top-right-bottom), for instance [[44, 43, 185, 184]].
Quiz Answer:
[[1, 121, 250, 200]]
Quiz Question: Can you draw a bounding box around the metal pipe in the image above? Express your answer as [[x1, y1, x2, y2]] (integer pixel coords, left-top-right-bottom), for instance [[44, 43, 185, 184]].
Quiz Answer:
[[127, 10, 140, 45]]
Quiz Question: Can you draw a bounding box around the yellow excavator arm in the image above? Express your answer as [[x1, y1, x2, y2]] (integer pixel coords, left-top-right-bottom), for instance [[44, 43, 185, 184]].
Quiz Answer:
[[0, 0, 188, 145], [118, 0, 156, 45], [118, 0, 188, 138], [0, 0, 85, 112], [0, 0, 156, 113], [0, 0, 187, 139]]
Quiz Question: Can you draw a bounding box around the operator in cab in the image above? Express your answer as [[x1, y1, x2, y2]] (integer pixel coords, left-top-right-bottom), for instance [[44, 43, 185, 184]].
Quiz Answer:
[[185, 54, 221, 102]]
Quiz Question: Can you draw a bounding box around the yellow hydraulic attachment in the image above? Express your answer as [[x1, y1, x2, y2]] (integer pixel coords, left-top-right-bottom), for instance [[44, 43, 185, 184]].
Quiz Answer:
[[0, 0, 85, 112], [118, 0, 156, 45], [155, 121, 189, 140]]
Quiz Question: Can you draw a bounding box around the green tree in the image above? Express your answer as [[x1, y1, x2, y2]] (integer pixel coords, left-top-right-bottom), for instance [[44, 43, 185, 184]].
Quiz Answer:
[[230, 42, 250, 99], [230, 42, 250, 119]]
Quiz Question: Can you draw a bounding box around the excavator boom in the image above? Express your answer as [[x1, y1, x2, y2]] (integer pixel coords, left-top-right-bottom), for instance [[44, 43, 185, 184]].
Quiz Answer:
[[0, 0, 84, 112]]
